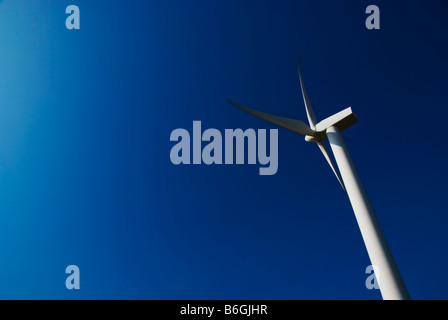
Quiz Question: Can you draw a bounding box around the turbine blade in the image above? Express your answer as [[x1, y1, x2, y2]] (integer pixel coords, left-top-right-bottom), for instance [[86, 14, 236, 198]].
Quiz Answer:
[[228, 100, 315, 136], [297, 58, 317, 130], [316, 141, 346, 191]]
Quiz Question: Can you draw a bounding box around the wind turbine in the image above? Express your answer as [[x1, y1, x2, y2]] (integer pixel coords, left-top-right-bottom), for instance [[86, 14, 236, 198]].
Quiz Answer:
[[228, 60, 410, 300]]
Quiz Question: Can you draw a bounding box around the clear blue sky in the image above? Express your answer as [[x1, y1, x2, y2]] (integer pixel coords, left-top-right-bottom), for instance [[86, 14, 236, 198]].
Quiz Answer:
[[0, 0, 447, 299]]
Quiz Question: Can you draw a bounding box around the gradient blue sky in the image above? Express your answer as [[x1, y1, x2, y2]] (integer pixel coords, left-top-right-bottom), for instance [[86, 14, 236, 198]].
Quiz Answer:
[[0, 0, 447, 300]]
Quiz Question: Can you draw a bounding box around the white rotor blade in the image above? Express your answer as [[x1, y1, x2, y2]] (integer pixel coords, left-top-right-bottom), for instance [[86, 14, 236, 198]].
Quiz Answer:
[[228, 100, 315, 136], [297, 58, 317, 130], [316, 141, 346, 191]]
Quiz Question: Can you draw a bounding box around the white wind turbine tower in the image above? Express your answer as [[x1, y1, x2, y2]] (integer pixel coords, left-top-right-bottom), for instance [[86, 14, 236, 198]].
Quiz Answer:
[[228, 60, 410, 300]]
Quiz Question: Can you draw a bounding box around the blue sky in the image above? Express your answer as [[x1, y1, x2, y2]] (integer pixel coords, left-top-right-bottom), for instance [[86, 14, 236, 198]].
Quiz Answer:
[[0, 0, 447, 299]]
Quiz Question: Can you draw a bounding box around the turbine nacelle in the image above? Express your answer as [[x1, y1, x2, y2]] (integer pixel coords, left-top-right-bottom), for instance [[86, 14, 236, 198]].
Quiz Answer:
[[305, 106, 358, 143]]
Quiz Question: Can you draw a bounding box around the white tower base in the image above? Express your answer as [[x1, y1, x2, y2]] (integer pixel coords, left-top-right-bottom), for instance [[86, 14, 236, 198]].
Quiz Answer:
[[326, 126, 410, 300]]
